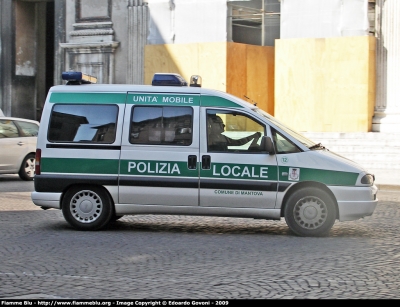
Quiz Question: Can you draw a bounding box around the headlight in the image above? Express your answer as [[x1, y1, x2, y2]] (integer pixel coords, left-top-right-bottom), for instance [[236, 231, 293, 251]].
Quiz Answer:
[[361, 174, 375, 185]]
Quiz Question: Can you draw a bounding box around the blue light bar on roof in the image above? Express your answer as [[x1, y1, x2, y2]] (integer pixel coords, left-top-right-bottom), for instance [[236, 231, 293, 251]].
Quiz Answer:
[[62, 71, 97, 84], [152, 73, 188, 86]]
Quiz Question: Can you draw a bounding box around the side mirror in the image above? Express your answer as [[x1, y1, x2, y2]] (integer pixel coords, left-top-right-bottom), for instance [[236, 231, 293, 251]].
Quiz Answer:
[[260, 136, 275, 155]]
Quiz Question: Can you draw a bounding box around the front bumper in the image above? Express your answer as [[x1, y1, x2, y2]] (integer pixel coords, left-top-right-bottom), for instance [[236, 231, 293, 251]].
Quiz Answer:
[[329, 184, 378, 221]]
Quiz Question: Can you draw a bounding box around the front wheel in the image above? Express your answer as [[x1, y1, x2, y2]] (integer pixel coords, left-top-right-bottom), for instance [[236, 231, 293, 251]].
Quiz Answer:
[[284, 187, 337, 237], [18, 153, 35, 181], [62, 186, 114, 231]]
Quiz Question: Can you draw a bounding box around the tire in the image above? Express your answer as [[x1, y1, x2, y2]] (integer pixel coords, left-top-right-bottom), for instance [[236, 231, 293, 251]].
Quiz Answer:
[[284, 187, 337, 237], [61, 186, 114, 231], [18, 153, 35, 181]]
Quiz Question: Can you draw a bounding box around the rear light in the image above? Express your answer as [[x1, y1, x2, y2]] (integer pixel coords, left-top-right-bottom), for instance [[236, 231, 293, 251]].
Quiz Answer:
[[35, 148, 41, 175]]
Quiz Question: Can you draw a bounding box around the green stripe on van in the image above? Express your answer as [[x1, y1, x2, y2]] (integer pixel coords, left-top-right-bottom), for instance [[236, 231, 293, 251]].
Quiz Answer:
[[41, 158, 119, 174], [49, 93, 126, 104], [279, 166, 358, 185], [40, 159, 358, 186], [200, 96, 243, 108]]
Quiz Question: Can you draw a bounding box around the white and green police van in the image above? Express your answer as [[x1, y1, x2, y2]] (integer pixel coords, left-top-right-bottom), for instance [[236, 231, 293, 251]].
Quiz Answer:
[[31, 71, 378, 237]]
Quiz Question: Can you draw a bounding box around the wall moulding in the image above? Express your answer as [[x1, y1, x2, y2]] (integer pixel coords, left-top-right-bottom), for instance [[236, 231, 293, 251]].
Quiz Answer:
[[60, 41, 119, 84], [76, 0, 111, 23]]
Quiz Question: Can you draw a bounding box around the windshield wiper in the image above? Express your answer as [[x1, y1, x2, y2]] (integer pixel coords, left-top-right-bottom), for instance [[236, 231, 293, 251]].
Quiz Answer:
[[308, 143, 327, 150]]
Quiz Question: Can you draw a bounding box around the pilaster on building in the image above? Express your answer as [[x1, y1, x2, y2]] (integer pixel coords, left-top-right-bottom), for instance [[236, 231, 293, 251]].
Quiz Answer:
[[373, 0, 400, 132]]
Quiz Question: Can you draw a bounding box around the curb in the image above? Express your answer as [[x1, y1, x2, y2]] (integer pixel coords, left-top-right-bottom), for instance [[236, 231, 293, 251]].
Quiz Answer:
[[377, 184, 400, 191]]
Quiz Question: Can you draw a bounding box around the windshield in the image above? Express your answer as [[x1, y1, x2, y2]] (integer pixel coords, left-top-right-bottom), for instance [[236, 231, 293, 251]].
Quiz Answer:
[[253, 108, 316, 148]]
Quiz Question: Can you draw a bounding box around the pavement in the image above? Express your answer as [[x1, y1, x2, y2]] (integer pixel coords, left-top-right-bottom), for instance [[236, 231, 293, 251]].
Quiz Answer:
[[1, 184, 400, 299]]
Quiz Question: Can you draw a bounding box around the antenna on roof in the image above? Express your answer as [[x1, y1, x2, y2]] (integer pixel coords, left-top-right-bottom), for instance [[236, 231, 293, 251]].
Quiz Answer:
[[244, 95, 257, 106]]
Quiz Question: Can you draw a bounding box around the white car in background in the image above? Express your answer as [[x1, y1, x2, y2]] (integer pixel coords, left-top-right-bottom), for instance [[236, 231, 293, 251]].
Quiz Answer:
[[0, 111, 39, 180]]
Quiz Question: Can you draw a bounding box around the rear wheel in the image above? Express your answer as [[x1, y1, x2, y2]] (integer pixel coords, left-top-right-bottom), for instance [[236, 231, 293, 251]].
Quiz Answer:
[[18, 153, 35, 181], [62, 186, 113, 231], [284, 187, 337, 237]]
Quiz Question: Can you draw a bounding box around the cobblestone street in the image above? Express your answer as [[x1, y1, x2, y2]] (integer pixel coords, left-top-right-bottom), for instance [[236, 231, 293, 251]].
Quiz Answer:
[[0, 179, 399, 300]]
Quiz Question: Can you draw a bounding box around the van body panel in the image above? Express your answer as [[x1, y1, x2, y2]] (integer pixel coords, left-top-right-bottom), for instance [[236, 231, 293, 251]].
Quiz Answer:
[[198, 107, 279, 209], [113, 203, 282, 220], [31, 76, 378, 236], [119, 93, 201, 206], [34, 174, 118, 193], [198, 156, 279, 209]]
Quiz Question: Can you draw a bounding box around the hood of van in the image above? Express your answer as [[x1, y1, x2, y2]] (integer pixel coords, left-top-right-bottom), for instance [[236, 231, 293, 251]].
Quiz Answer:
[[316, 149, 369, 172]]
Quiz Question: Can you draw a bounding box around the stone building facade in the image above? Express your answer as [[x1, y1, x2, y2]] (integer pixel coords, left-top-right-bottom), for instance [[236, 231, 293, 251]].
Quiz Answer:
[[0, 0, 399, 132]]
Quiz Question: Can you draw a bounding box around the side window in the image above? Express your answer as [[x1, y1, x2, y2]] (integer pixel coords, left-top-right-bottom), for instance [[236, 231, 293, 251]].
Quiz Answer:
[[15, 121, 39, 137], [48, 104, 118, 143], [0, 120, 19, 138], [206, 110, 264, 153], [130, 106, 193, 146], [271, 128, 301, 154]]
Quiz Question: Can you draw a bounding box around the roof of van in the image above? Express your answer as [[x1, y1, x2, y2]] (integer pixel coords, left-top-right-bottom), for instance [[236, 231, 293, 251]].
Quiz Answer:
[[47, 84, 259, 110]]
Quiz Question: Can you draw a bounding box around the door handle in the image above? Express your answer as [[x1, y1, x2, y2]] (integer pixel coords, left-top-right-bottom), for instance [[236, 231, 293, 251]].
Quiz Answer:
[[188, 155, 197, 169], [202, 155, 211, 169]]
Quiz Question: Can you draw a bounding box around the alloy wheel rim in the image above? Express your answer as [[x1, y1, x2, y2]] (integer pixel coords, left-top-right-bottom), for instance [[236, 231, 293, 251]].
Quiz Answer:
[[293, 196, 327, 230], [69, 190, 103, 223]]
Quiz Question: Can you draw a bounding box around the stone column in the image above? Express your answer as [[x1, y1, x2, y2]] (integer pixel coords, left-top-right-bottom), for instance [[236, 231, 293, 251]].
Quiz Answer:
[[0, 0, 13, 115], [54, 0, 66, 86], [372, 0, 400, 132], [126, 0, 148, 84]]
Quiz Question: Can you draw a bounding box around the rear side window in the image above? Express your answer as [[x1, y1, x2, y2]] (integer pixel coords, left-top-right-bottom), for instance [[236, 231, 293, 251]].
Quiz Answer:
[[15, 121, 39, 137], [48, 104, 118, 143], [0, 120, 19, 138], [130, 106, 193, 146]]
